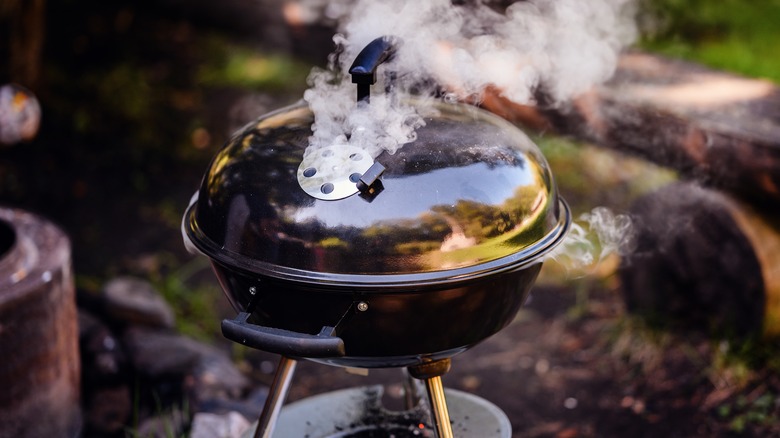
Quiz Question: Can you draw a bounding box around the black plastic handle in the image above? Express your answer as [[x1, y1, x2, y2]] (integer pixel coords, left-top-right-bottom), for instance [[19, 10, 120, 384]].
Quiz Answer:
[[349, 36, 397, 102], [222, 312, 346, 358]]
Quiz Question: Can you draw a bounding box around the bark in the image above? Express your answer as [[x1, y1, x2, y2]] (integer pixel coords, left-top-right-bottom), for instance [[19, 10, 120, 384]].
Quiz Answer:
[[481, 52, 780, 204], [619, 182, 780, 337]]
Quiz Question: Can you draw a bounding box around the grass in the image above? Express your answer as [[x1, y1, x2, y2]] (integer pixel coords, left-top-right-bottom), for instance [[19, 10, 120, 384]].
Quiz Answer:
[[641, 0, 780, 83], [718, 392, 778, 433]]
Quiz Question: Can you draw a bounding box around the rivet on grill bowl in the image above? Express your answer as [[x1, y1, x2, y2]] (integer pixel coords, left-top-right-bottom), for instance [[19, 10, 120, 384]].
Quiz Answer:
[[357, 302, 369, 312], [249, 286, 257, 295]]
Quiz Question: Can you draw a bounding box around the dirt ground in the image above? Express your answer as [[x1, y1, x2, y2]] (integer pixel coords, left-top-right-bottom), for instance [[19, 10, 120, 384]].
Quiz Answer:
[[241, 279, 780, 438]]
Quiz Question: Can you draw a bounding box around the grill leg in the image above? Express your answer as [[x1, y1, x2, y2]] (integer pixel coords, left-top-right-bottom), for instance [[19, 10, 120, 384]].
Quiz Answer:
[[423, 375, 453, 438], [408, 359, 453, 438], [254, 356, 297, 438]]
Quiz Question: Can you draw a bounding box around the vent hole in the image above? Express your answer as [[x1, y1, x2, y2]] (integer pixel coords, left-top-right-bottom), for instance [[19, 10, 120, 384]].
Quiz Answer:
[[321, 183, 335, 194], [321, 150, 334, 158], [303, 167, 317, 178], [349, 173, 362, 183], [349, 153, 363, 161]]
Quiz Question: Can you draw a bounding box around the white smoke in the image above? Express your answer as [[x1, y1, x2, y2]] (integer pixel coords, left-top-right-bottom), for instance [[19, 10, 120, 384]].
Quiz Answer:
[[299, 0, 638, 155], [547, 207, 636, 273]]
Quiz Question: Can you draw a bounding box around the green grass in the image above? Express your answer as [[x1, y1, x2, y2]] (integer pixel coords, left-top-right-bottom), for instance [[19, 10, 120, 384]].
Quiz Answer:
[[641, 0, 780, 82]]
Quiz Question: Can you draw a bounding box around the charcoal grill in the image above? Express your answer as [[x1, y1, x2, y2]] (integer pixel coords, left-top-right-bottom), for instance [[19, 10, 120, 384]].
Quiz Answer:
[[183, 37, 570, 437]]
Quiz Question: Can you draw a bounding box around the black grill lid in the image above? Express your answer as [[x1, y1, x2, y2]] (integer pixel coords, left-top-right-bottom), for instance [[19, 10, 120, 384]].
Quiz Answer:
[[183, 99, 569, 287]]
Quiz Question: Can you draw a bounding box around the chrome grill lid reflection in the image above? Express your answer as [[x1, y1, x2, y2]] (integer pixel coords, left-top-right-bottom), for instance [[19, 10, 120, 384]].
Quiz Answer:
[[183, 99, 566, 284]]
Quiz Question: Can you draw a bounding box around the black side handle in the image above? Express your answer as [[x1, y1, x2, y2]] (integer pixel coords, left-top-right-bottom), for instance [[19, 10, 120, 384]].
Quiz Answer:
[[222, 312, 346, 358], [349, 36, 397, 102]]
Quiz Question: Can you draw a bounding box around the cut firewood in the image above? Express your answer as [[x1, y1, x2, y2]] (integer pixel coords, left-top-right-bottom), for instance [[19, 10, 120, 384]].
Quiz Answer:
[[481, 52, 780, 204], [619, 181, 780, 337]]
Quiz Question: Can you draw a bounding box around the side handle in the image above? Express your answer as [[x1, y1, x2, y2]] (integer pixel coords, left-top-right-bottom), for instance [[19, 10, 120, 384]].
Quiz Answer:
[[222, 312, 346, 358]]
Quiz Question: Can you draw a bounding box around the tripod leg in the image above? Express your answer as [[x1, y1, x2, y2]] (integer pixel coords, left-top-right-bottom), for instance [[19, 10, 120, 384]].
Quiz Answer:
[[408, 359, 454, 438], [423, 375, 454, 438], [253, 356, 297, 438]]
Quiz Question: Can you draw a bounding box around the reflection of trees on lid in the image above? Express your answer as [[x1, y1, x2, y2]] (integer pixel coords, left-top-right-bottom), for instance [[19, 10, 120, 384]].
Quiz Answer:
[[313, 183, 549, 258], [192, 101, 552, 273]]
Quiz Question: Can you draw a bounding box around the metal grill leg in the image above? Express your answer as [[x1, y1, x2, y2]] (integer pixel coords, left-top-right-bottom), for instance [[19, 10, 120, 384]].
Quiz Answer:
[[254, 356, 297, 438], [408, 359, 454, 438], [423, 375, 454, 438]]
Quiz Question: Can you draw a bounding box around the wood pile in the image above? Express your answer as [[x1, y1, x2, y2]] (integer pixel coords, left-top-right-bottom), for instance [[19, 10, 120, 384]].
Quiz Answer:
[[481, 52, 780, 336], [482, 51, 780, 204]]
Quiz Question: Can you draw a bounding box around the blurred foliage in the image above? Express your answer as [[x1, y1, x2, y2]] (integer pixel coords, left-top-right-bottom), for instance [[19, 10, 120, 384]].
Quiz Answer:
[[641, 0, 780, 82], [718, 392, 778, 433], [535, 135, 677, 215], [197, 37, 310, 91]]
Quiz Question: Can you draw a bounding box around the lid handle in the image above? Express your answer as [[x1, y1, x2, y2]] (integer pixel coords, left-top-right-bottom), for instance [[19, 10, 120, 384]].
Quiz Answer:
[[349, 36, 396, 103]]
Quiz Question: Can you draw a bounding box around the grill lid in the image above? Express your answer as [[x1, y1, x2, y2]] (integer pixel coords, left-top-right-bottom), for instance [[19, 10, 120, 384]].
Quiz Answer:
[[183, 97, 569, 286]]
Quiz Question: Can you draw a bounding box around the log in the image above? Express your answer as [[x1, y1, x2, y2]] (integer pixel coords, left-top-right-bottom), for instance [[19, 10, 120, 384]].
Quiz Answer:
[[0, 207, 81, 437], [481, 52, 780, 204], [619, 182, 780, 337]]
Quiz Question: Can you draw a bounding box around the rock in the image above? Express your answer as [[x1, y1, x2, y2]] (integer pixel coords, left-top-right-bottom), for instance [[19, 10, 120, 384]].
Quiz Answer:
[[102, 276, 175, 328], [190, 411, 251, 438], [123, 326, 249, 394], [136, 407, 188, 438], [195, 386, 268, 420], [123, 327, 201, 377], [193, 351, 252, 401]]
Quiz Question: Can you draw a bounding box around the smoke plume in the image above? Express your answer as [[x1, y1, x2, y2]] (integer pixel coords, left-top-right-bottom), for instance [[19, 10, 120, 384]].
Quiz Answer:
[[547, 207, 636, 274], [299, 0, 638, 154]]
